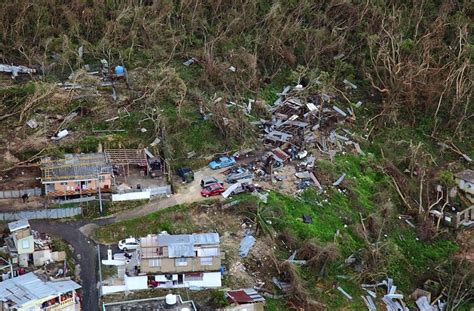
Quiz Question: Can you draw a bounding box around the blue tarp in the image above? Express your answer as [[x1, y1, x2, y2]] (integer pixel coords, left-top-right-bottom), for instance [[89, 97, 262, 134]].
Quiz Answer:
[[239, 235, 256, 257]]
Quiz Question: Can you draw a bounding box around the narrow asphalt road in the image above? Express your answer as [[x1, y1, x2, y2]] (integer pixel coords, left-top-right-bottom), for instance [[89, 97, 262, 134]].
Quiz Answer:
[[30, 219, 112, 311], [28, 166, 228, 310]]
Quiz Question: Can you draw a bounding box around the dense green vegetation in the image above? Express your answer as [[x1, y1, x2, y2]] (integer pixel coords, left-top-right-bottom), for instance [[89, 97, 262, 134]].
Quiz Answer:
[[1, 0, 472, 309]]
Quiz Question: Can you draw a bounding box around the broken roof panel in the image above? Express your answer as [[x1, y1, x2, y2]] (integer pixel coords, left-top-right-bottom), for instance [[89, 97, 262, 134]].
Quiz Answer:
[[227, 288, 265, 304], [8, 219, 30, 232]]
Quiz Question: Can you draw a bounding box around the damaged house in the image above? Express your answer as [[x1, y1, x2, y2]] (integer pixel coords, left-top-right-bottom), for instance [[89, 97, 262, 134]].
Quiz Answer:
[[40, 153, 113, 198], [5, 220, 34, 268], [0, 272, 81, 310]]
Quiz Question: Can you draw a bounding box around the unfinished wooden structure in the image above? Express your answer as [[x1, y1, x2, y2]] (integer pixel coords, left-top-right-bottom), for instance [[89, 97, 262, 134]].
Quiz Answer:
[[104, 149, 149, 176]]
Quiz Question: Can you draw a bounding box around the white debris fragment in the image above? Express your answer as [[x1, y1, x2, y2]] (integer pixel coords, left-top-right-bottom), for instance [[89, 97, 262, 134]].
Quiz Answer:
[[183, 58, 197, 66], [51, 129, 69, 140], [337, 287, 353, 300], [333, 105, 347, 117], [343, 79, 357, 89], [333, 173, 346, 186], [26, 119, 38, 129]]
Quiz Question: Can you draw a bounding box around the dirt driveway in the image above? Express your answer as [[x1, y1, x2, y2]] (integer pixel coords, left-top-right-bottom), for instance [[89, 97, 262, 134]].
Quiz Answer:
[[114, 166, 228, 221]]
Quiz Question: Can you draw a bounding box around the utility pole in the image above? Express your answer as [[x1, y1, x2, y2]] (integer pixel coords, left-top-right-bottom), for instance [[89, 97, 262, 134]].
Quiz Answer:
[[97, 174, 103, 214]]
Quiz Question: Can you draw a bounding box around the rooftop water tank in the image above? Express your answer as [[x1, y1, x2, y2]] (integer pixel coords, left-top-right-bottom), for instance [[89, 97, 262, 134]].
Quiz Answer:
[[166, 294, 177, 306]]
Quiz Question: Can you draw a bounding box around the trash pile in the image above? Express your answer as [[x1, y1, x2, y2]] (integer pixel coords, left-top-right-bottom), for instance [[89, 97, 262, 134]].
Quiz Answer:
[[357, 278, 447, 311], [223, 84, 365, 195]]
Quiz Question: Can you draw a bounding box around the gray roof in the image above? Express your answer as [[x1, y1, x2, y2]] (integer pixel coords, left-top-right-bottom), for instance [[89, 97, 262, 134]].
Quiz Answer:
[[8, 219, 30, 232], [168, 244, 195, 258], [455, 169, 474, 183], [192, 233, 220, 245], [0, 273, 81, 308], [157, 233, 220, 258], [40, 153, 112, 182]]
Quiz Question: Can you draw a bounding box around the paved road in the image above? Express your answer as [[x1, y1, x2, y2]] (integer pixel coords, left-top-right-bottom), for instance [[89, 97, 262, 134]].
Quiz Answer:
[[30, 219, 113, 311], [28, 166, 228, 310]]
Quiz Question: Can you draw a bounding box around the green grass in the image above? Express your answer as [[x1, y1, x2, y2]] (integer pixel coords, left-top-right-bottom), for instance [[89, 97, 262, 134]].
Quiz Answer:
[[95, 204, 196, 243], [236, 153, 459, 309], [387, 230, 458, 291]]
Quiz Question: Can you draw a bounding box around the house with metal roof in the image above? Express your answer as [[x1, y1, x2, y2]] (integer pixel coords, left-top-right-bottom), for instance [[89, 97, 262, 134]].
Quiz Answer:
[[6, 220, 34, 267], [0, 272, 81, 310], [101, 232, 222, 295], [40, 153, 113, 197]]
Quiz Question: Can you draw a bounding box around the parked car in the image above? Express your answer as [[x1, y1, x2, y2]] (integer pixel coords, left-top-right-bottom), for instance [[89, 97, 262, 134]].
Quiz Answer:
[[201, 183, 225, 197], [208, 156, 236, 169], [201, 176, 224, 188], [149, 158, 162, 178], [118, 237, 140, 251], [177, 167, 194, 183], [225, 167, 254, 183], [231, 183, 256, 195]]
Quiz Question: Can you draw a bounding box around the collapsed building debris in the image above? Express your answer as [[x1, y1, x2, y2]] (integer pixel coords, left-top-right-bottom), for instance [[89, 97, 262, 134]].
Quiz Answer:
[[0, 64, 36, 79]]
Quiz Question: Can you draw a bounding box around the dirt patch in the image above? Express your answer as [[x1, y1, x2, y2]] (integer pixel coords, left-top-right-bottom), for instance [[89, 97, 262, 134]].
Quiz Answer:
[[0, 166, 41, 190], [258, 164, 299, 195]]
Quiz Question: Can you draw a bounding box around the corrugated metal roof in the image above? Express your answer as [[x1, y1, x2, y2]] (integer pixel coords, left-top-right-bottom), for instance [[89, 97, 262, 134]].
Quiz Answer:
[[8, 219, 30, 232], [157, 234, 191, 246], [40, 153, 112, 182], [0, 273, 81, 308], [192, 233, 219, 245], [168, 244, 194, 258], [155, 233, 220, 258]]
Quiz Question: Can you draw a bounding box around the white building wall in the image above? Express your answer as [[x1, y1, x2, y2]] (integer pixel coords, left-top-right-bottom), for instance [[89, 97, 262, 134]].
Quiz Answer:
[[124, 275, 148, 290], [185, 272, 222, 287]]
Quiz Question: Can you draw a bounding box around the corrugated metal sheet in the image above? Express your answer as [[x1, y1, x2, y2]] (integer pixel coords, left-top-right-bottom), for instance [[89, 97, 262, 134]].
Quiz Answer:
[[41, 153, 112, 182], [192, 233, 220, 245], [168, 244, 194, 258], [0, 273, 80, 308], [7, 219, 30, 232]]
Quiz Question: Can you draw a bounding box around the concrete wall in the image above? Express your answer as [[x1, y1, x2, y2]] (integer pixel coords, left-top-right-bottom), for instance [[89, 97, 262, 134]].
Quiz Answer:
[[47, 173, 112, 194], [141, 256, 221, 274]]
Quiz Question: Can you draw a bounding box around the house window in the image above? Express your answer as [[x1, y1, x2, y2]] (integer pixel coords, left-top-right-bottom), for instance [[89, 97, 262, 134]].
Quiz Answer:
[[21, 239, 30, 249], [60, 182, 68, 186], [175, 258, 188, 266], [149, 259, 161, 267], [200, 257, 213, 266], [99, 175, 106, 182]]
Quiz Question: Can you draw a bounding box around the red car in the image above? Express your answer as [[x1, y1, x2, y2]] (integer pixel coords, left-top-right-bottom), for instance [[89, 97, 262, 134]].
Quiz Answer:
[[201, 183, 225, 197]]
